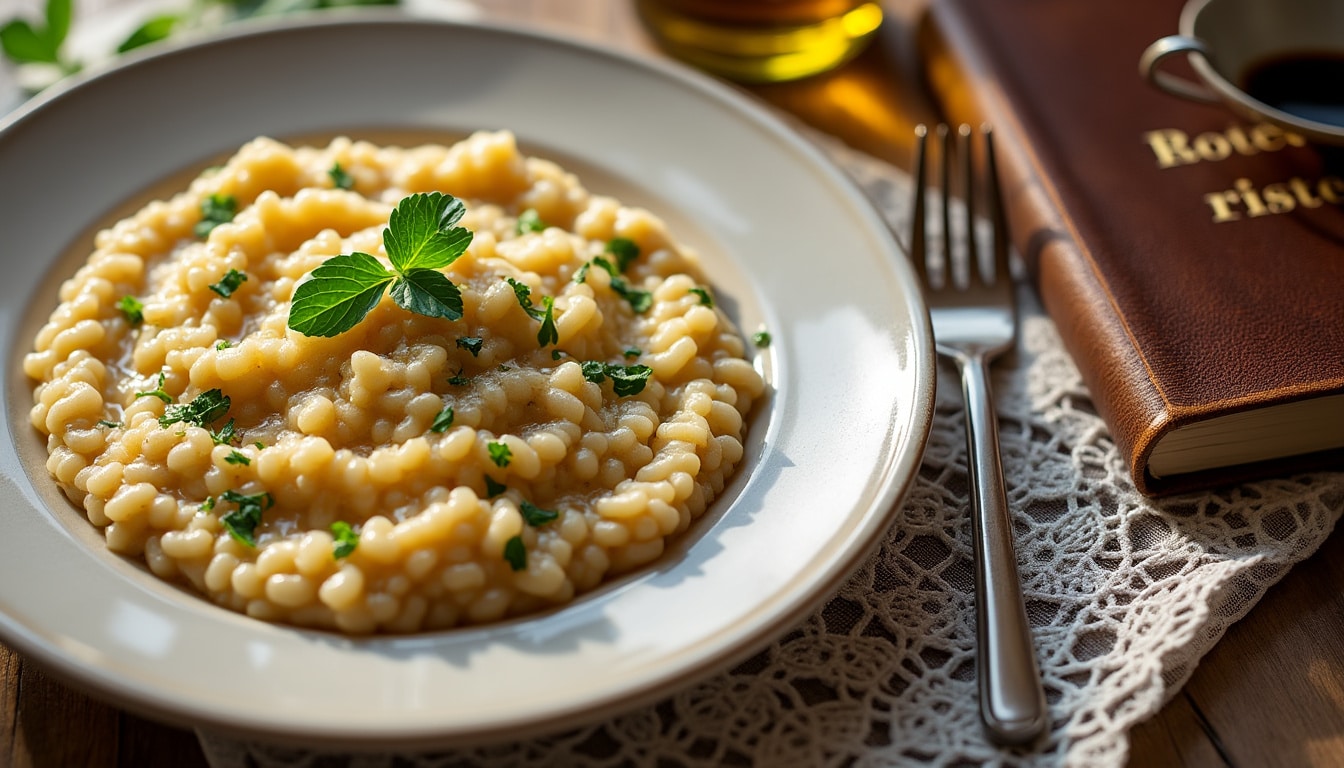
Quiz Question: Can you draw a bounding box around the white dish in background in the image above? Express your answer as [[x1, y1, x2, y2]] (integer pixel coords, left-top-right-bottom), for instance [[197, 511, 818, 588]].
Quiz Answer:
[[0, 13, 933, 749]]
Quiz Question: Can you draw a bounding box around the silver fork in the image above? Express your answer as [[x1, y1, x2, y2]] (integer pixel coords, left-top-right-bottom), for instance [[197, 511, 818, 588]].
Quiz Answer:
[[909, 123, 1048, 745]]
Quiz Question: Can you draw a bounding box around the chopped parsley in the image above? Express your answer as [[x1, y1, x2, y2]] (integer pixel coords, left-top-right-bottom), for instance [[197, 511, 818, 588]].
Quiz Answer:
[[551, 349, 567, 361], [504, 277, 558, 347], [753, 330, 772, 348], [200, 496, 215, 512], [208, 268, 248, 298], [484, 476, 507, 498], [218, 489, 272, 547], [195, 193, 237, 238], [447, 368, 469, 386], [134, 372, 172, 404], [331, 521, 358, 559], [210, 418, 237, 446], [430, 406, 455, 433], [623, 347, 642, 358], [253, 441, 266, 450], [224, 449, 250, 466], [612, 279, 653, 313], [328, 162, 355, 190], [159, 388, 230, 429], [487, 441, 512, 468], [215, 339, 232, 350], [503, 535, 526, 571], [117, 295, 144, 325], [580, 361, 654, 396], [575, 256, 652, 312], [456, 336, 484, 357], [96, 419, 121, 429], [689, 287, 714, 307], [287, 192, 471, 337], [519, 500, 558, 526], [515, 208, 545, 234], [605, 237, 640, 272]]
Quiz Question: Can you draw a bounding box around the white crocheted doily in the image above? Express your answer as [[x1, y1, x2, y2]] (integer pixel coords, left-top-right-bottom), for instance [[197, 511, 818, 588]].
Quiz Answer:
[[199, 137, 1344, 768]]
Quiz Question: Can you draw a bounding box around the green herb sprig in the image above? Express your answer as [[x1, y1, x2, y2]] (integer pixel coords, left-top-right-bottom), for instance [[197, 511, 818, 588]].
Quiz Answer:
[[287, 192, 472, 337]]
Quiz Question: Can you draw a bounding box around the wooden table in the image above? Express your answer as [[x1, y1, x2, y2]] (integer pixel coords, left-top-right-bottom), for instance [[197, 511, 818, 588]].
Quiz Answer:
[[2, 1, 1342, 765]]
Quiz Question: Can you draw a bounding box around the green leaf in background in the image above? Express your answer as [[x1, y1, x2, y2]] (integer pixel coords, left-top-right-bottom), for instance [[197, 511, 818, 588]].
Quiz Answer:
[[1, 0, 75, 71], [1, 19, 59, 64], [117, 14, 181, 54], [287, 252, 394, 337]]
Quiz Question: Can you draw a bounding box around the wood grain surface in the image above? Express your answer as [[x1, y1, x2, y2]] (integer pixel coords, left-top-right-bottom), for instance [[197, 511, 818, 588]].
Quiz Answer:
[[1, 1, 1340, 766]]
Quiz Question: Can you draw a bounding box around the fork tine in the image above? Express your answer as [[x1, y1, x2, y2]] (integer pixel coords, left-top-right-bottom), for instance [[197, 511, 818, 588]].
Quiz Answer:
[[909, 124, 930, 286], [938, 124, 952, 287], [983, 124, 1010, 286], [958, 124, 979, 288]]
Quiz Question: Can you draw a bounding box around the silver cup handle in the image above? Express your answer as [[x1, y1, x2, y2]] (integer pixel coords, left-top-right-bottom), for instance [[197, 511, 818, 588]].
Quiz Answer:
[[1139, 35, 1221, 104]]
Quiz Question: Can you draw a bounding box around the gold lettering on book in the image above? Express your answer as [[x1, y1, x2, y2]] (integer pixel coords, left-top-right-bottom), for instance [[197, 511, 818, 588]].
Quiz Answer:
[[1203, 175, 1344, 222], [1144, 122, 1305, 168]]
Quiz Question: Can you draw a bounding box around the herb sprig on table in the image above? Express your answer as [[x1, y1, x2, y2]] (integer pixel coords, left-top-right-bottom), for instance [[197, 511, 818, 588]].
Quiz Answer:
[[2, 0, 399, 91], [287, 192, 472, 337]]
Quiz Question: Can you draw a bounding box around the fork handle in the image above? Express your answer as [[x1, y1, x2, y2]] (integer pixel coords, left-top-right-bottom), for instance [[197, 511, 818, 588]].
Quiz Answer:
[[956, 353, 1049, 745]]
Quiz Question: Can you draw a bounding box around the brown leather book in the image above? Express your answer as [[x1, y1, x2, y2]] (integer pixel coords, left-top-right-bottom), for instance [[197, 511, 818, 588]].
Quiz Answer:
[[920, 0, 1344, 495]]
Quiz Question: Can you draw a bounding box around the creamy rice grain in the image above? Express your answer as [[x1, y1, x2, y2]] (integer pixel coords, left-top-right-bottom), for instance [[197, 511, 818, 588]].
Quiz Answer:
[[26, 131, 765, 633]]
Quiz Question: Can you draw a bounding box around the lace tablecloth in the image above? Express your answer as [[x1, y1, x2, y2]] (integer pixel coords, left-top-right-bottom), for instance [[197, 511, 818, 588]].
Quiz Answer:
[[187, 139, 1343, 768]]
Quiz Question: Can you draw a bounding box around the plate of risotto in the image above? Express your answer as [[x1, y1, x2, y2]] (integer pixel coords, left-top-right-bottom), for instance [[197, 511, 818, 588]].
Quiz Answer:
[[0, 12, 933, 748]]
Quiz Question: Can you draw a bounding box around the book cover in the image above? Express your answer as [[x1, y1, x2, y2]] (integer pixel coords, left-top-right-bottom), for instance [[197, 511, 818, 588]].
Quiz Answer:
[[920, 0, 1344, 495]]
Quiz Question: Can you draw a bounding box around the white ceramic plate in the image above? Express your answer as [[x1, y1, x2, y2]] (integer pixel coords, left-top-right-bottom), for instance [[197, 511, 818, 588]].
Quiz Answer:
[[0, 13, 933, 749]]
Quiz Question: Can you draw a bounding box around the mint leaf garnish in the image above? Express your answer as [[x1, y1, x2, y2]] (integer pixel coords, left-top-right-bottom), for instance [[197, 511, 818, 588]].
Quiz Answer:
[[384, 192, 471, 272], [288, 193, 471, 337], [390, 268, 463, 319], [287, 252, 394, 337]]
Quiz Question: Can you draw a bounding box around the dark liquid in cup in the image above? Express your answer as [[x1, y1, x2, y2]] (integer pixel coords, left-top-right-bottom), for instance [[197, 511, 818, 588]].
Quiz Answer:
[[1241, 52, 1344, 128]]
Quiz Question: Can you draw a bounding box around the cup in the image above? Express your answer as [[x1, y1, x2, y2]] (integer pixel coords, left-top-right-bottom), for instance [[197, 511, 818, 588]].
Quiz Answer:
[[635, 0, 884, 83], [1139, 0, 1344, 145]]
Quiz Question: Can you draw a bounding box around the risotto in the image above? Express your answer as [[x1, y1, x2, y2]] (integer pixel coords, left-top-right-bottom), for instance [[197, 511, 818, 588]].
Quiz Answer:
[[24, 131, 765, 633]]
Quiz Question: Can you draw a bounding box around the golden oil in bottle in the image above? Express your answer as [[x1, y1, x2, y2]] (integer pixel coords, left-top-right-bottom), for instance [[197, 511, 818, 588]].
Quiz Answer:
[[636, 0, 884, 83]]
